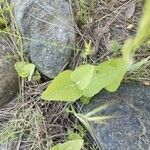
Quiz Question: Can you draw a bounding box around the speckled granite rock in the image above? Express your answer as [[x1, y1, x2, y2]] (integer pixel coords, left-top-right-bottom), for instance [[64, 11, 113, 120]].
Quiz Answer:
[[0, 144, 7, 150], [13, 0, 75, 78], [80, 83, 150, 150], [0, 35, 19, 106], [0, 142, 20, 150]]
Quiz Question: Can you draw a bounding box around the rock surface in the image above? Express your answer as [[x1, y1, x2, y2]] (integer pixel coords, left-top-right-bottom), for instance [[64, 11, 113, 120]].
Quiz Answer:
[[0, 35, 18, 106], [13, 0, 75, 78], [0, 143, 14, 150], [80, 82, 150, 150], [0, 144, 7, 150]]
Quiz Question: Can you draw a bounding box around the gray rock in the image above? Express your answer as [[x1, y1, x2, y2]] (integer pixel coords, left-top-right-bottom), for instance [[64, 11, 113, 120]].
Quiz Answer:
[[79, 82, 150, 150], [0, 35, 19, 106], [0, 143, 15, 150], [0, 144, 7, 150], [13, 0, 75, 78]]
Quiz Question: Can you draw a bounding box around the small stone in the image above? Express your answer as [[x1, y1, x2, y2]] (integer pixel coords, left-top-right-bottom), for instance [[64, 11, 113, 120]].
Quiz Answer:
[[13, 0, 75, 78], [127, 24, 134, 30], [80, 82, 150, 149], [0, 35, 19, 106], [125, 2, 136, 19], [142, 81, 150, 86]]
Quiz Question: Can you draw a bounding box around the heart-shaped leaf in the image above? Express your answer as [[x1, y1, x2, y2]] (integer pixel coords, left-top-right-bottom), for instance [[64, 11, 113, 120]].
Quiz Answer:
[[41, 70, 82, 102], [71, 64, 95, 90], [51, 139, 83, 150], [14, 61, 35, 81], [105, 69, 126, 92], [83, 58, 127, 97]]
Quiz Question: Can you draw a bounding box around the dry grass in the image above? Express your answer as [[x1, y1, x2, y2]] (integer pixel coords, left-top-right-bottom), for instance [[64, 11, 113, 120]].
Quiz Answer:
[[0, 81, 77, 150], [0, 80, 94, 149]]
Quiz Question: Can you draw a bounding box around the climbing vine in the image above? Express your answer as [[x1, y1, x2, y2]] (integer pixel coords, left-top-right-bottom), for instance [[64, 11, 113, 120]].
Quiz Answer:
[[41, 0, 150, 103]]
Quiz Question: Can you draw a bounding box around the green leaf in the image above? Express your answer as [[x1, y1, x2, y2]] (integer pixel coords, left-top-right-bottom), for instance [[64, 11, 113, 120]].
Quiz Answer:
[[71, 64, 95, 90], [14, 62, 28, 77], [41, 71, 82, 102], [67, 130, 82, 140], [122, 38, 134, 65], [104, 58, 128, 92], [82, 40, 93, 57], [80, 96, 91, 104], [82, 58, 127, 97], [51, 139, 83, 150], [105, 69, 125, 92], [0, 17, 5, 26], [24, 64, 35, 81], [32, 70, 41, 81], [134, 0, 150, 47], [14, 61, 35, 81]]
